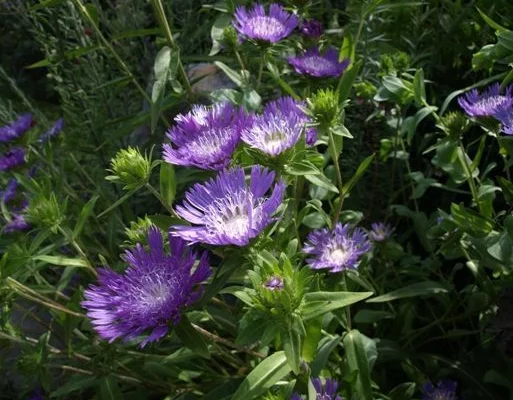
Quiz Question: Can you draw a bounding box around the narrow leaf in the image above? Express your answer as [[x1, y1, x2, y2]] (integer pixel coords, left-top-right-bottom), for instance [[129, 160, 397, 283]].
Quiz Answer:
[[366, 281, 448, 303]]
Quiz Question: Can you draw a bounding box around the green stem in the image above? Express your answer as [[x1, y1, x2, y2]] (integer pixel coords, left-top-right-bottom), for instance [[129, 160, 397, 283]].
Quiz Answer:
[[457, 140, 481, 211], [145, 183, 179, 218], [58, 226, 97, 276], [150, 0, 192, 94], [328, 129, 344, 227]]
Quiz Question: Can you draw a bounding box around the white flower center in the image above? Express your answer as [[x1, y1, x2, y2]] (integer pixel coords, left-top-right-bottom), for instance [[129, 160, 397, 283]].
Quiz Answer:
[[327, 248, 350, 265], [302, 56, 333, 74], [248, 16, 285, 37], [138, 282, 171, 310]]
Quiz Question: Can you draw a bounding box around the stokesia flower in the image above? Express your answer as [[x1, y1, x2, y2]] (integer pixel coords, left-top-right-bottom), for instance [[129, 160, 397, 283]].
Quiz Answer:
[[0, 113, 33, 143], [291, 378, 343, 400], [288, 47, 350, 78], [303, 223, 371, 272], [422, 380, 458, 400], [492, 104, 513, 135], [369, 222, 393, 242], [241, 97, 317, 156], [40, 118, 64, 143], [172, 165, 285, 246], [82, 227, 211, 347], [1, 178, 19, 203], [163, 103, 247, 170], [4, 212, 31, 233], [233, 3, 299, 43], [458, 83, 513, 117], [300, 19, 323, 39], [0, 147, 26, 171]]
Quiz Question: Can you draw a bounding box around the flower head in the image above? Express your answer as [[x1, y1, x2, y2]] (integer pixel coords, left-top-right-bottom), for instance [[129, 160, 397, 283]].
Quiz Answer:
[[300, 19, 323, 38], [40, 118, 64, 143], [369, 222, 393, 242], [303, 223, 371, 272], [264, 276, 284, 291], [241, 97, 317, 156], [82, 227, 211, 347], [458, 83, 513, 117], [172, 165, 285, 246], [233, 3, 299, 43], [0, 147, 26, 171], [0, 113, 33, 143], [1, 178, 19, 203], [291, 378, 343, 400], [4, 212, 31, 233], [163, 103, 247, 170], [288, 47, 350, 78], [422, 380, 458, 400], [493, 104, 513, 135]]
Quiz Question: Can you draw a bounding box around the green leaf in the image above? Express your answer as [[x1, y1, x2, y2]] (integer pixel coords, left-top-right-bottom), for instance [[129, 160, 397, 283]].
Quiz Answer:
[[302, 316, 323, 362], [99, 376, 124, 400], [26, 45, 103, 69], [175, 316, 211, 359], [413, 68, 426, 106], [232, 351, 291, 400], [30, 0, 66, 11], [84, 4, 99, 26], [304, 173, 339, 193], [450, 202, 494, 237], [159, 163, 176, 207], [98, 188, 138, 218], [285, 160, 319, 176], [342, 154, 375, 195], [337, 60, 362, 104], [210, 13, 232, 56], [476, 7, 508, 32], [282, 315, 305, 374], [367, 281, 448, 303], [34, 255, 89, 268], [339, 32, 355, 62], [302, 291, 373, 320], [344, 330, 373, 400], [112, 28, 161, 40], [214, 61, 243, 87], [311, 335, 341, 376], [50, 376, 98, 397], [73, 195, 99, 239]]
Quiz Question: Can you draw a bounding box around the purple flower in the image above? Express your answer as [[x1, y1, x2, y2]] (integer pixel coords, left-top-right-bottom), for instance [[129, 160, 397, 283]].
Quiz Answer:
[[369, 222, 393, 242], [300, 19, 323, 38], [288, 47, 350, 78], [291, 378, 343, 400], [163, 103, 247, 170], [303, 223, 371, 272], [493, 104, 513, 135], [4, 212, 31, 233], [423, 380, 458, 400], [458, 83, 513, 117], [40, 118, 64, 143], [264, 276, 284, 291], [241, 97, 317, 156], [1, 178, 19, 203], [27, 389, 45, 400], [0, 147, 26, 171], [233, 3, 299, 43], [81, 227, 211, 347], [0, 113, 33, 143], [172, 165, 285, 246]]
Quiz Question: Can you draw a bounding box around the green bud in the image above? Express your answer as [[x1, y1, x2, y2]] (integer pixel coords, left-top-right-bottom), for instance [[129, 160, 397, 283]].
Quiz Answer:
[[106, 147, 151, 190], [354, 81, 377, 99], [379, 52, 410, 75], [223, 26, 239, 50], [26, 193, 65, 232], [124, 216, 154, 245], [306, 88, 343, 130], [440, 111, 469, 137]]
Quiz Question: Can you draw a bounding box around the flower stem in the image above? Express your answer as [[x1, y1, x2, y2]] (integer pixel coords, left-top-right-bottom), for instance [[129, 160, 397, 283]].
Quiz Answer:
[[145, 183, 179, 218]]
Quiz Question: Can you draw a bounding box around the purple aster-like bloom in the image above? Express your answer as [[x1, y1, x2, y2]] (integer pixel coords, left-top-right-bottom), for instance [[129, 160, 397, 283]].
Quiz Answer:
[[0, 113, 33, 143], [369, 222, 393, 242], [241, 97, 317, 156], [81, 227, 211, 347], [3, 212, 31, 233], [264, 276, 284, 291], [493, 104, 513, 135], [423, 380, 458, 400], [40, 118, 64, 143], [1, 178, 19, 203], [458, 83, 513, 117], [300, 19, 323, 38], [0, 147, 26, 171], [163, 103, 247, 170], [303, 223, 371, 272], [288, 47, 350, 78], [291, 378, 343, 400], [172, 165, 285, 246], [233, 3, 299, 43]]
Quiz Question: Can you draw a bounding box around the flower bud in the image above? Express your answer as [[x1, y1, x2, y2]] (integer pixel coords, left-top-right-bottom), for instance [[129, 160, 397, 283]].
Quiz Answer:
[[106, 147, 151, 190], [306, 88, 343, 129], [27, 193, 64, 232]]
